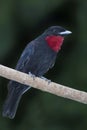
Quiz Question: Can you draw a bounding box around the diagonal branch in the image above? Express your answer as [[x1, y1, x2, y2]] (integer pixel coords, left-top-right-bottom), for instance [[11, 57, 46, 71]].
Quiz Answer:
[[0, 64, 87, 104]]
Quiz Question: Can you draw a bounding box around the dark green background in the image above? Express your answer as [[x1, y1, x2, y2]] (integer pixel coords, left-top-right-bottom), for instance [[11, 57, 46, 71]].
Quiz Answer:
[[0, 0, 87, 129]]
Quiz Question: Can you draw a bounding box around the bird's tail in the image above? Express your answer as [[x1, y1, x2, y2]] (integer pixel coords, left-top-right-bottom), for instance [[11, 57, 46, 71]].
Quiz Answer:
[[2, 81, 30, 119]]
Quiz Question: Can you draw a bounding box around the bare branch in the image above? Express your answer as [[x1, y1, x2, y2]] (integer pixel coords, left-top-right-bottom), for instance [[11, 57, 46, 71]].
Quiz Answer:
[[0, 64, 87, 104]]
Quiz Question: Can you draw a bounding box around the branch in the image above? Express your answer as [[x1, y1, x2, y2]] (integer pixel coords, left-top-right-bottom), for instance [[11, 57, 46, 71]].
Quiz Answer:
[[0, 64, 87, 104]]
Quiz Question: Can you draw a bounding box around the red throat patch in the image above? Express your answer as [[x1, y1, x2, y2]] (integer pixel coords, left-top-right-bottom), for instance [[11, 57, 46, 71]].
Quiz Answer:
[[45, 35, 64, 52]]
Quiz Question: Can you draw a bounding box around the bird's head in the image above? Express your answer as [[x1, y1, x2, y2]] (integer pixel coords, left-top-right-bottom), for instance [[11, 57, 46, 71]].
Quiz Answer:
[[43, 26, 72, 52], [44, 26, 72, 36]]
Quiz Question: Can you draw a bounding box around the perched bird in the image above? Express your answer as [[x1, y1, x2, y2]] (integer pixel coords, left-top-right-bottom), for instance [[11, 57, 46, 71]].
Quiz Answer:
[[2, 26, 72, 119]]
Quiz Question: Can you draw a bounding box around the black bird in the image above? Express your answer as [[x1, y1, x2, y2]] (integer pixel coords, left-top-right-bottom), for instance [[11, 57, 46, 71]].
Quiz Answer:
[[2, 26, 71, 119]]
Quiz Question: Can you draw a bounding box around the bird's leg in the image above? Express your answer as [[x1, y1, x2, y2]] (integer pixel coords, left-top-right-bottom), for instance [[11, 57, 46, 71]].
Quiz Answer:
[[28, 72, 36, 80], [28, 72, 51, 84], [40, 76, 51, 84]]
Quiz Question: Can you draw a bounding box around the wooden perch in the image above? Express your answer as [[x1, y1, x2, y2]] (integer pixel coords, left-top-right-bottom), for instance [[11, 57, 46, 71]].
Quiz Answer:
[[0, 64, 87, 104]]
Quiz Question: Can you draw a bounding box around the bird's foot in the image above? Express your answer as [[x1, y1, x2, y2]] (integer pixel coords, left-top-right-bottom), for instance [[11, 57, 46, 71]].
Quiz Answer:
[[40, 76, 51, 84], [28, 72, 36, 80]]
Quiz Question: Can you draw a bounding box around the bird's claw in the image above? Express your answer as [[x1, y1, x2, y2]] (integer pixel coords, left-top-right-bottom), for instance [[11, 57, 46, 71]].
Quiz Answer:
[[40, 76, 51, 84], [28, 72, 35, 80]]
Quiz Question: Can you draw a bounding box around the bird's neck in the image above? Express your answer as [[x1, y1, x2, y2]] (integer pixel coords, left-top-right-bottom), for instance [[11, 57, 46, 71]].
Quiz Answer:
[[45, 35, 64, 52]]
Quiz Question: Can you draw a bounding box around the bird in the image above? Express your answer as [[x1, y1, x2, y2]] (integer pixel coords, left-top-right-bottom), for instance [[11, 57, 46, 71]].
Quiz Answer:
[[2, 26, 72, 119]]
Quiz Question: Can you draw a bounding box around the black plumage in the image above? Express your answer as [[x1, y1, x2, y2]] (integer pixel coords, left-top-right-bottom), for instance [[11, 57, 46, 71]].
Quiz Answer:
[[2, 26, 71, 119]]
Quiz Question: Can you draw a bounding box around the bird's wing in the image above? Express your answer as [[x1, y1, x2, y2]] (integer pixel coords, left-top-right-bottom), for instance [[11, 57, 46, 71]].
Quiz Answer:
[[49, 54, 57, 69], [15, 42, 35, 72]]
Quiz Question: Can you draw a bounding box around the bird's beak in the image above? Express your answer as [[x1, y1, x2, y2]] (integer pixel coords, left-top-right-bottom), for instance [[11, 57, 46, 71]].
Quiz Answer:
[[59, 30, 72, 36]]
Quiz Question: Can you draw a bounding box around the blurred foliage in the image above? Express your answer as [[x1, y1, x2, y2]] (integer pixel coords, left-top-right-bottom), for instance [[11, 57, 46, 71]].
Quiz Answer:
[[0, 0, 87, 130]]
